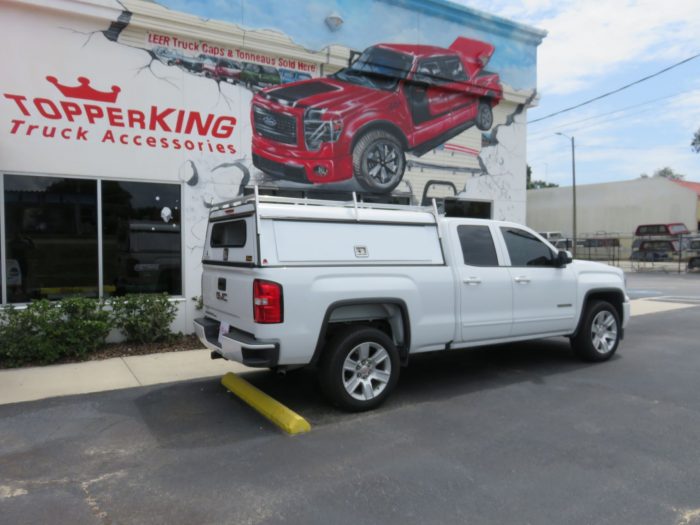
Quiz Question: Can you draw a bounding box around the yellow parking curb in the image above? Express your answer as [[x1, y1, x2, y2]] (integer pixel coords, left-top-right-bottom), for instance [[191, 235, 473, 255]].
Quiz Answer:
[[220, 372, 311, 435]]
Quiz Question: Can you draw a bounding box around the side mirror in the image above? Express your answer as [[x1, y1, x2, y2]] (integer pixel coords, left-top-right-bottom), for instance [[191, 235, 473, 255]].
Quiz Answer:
[[556, 250, 573, 267]]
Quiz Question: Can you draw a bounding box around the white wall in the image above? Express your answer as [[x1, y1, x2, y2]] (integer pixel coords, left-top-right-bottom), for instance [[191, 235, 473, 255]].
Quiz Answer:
[[527, 177, 698, 236]]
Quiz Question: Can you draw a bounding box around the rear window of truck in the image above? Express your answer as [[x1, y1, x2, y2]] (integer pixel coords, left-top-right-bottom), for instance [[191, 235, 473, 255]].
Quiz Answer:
[[210, 220, 247, 248]]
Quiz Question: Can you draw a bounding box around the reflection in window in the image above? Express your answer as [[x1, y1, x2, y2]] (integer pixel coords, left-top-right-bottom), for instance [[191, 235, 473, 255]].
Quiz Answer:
[[4, 175, 98, 302], [102, 181, 181, 296], [501, 227, 554, 267]]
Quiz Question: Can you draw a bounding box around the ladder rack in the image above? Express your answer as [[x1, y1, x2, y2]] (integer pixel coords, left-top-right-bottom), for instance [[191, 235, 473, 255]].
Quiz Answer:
[[209, 188, 439, 216]]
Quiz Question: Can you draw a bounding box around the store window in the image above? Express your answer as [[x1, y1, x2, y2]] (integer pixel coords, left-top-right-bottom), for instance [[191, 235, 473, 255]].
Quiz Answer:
[[4, 175, 98, 302], [102, 181, 181, 296]]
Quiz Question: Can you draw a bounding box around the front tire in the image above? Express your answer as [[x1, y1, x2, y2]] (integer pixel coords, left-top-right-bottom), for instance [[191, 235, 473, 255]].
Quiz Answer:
[[475, 99, 494, 131], [318, 326, 400, 412], [352, 130, 406, 194], [571, 300, 621, 362]]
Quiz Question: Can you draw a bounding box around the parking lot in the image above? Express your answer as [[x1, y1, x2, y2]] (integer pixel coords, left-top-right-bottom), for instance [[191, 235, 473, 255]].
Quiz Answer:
[[2, 272, 700, 525]]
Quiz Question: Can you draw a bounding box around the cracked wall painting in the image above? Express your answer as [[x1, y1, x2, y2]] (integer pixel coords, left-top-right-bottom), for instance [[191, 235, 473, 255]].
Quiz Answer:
[[0, 0, 538, 308]]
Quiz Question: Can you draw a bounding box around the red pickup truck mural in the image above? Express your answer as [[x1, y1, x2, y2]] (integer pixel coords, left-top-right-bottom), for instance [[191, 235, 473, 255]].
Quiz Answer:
[[251, 37, 502, 193]]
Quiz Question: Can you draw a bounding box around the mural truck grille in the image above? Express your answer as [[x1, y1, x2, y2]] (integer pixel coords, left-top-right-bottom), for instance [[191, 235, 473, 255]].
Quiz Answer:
[[253, 105, 297, 145]]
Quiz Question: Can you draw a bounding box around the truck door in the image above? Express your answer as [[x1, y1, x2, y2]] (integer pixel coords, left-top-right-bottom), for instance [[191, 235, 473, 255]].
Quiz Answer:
[[454, 223, 512, 342], [497, 226, 577, 336]]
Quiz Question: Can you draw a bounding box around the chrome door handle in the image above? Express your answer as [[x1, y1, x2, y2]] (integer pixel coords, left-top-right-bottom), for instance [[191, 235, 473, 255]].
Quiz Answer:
[[463, 277, 482, 285], [514, 276, 530, 284]]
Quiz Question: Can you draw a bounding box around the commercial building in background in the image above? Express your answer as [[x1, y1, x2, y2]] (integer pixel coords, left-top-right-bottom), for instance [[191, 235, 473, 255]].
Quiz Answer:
[[527, 178, 700, 238], [0, 0, 545, 332]]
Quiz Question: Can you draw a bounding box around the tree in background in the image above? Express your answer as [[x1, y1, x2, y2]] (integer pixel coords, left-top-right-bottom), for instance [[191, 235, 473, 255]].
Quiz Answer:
[[526, 164, 559, 189], [640, 167, 686, 181], [692, 129, 700, 153]]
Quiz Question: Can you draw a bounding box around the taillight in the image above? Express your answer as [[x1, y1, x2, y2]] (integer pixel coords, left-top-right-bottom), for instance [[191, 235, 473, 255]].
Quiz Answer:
[[253, 279, 283, 323]]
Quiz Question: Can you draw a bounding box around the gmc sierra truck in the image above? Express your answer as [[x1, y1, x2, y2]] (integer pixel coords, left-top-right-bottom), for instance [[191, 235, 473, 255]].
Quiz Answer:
[[195, 192, 630, 411]]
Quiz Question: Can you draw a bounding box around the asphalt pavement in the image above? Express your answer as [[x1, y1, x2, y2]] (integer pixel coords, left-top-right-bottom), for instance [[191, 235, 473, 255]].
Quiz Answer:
[[1, 272, 700, 524]]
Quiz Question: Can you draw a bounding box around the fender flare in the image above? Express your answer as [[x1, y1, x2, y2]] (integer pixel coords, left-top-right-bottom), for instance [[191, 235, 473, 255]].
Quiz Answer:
[[571, 288, 626, 339], [310, 298, 412, 366]]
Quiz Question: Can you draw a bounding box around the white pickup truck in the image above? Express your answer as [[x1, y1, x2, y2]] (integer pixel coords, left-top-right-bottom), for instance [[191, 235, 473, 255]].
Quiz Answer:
[[195, 192, 630, 411]]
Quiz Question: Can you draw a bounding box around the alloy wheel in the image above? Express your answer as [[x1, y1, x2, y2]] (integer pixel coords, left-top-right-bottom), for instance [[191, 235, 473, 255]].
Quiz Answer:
[[342, 342, 392, 401]]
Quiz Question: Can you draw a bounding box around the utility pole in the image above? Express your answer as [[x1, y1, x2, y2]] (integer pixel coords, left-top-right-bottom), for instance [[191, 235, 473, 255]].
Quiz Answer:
[[556, 132, 577, 256]]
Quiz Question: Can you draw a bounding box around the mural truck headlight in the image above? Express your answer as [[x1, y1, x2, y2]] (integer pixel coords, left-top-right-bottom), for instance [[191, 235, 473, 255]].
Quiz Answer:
[[303, 108, 343, 151]]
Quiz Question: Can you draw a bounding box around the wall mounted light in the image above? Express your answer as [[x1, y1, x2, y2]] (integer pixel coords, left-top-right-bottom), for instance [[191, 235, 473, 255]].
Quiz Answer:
[[325, 12, 344, 31]]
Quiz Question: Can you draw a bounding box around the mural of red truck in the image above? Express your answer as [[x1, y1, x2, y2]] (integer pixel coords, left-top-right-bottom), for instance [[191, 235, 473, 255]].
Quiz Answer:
[[251, 37, 502, 193]]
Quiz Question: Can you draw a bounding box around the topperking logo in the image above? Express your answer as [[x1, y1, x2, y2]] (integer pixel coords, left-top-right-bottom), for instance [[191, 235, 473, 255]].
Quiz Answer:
[[2, 75, 237, 154]]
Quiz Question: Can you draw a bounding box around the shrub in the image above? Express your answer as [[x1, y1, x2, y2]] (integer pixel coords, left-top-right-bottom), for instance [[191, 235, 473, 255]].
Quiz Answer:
[[109, 293, 176, 344], [0, 298, 111, 367]]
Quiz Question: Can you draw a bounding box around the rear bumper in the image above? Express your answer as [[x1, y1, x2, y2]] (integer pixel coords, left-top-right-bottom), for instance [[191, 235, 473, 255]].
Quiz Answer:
[[622, 298, 631, 334], [194, 317, 279, 368]]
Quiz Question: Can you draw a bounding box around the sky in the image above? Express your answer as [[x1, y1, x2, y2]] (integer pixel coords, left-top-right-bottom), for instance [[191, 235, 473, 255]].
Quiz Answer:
[[457, 0, 700, 187]]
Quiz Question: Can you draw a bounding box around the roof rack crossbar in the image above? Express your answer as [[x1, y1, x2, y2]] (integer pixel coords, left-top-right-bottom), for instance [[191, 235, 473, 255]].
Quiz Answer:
[[209, 193, 439, 217]]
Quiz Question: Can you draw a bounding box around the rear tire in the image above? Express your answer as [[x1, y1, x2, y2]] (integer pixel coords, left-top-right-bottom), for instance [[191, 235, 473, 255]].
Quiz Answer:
[[352, 130, 406, 194], [318, 326, 400, 412], [571, 300, 621, 362]]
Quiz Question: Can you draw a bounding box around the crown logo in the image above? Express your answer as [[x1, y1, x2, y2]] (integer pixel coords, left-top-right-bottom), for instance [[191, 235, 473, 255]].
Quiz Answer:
[[46, 76, 121, 103]]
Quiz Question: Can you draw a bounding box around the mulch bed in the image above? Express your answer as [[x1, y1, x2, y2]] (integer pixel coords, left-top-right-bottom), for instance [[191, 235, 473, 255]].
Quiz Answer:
[[83, 334, 204, 361]]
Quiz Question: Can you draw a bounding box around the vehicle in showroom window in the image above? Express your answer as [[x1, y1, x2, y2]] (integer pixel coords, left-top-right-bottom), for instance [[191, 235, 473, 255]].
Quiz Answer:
[[195, 193, 630, 411], [250, 37, 503, 193]]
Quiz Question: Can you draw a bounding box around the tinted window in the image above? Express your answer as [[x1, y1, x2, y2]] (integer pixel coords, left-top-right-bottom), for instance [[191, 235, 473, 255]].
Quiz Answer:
[[440, 56, 468, 82], [501, 227, 554, 266], [4, 175, 98, 302], [211, 220, 247, 248], [458, 225, 498, 266]]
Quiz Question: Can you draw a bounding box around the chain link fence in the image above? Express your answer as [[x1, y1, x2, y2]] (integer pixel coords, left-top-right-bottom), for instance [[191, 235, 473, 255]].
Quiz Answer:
[[556, 232, 700, 273]]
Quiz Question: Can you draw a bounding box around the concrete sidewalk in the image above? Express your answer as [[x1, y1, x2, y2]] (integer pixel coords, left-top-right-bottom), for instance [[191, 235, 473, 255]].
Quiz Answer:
[[0, 297, 696, 406], [0, 349, 251, 406]]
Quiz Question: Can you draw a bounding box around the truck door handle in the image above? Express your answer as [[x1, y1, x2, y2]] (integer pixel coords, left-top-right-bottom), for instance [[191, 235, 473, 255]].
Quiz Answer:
[[514, 276, 530, 284], [463, 277, 482, 285]]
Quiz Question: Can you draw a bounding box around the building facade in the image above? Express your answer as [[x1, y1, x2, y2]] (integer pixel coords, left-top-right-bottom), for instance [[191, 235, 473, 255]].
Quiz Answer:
[[1, 0, 544, 332], [527, 177, 700, 237]]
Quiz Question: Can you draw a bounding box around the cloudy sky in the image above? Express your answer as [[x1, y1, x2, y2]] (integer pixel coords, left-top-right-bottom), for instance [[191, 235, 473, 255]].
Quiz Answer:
[[458, 0, 700, 186]]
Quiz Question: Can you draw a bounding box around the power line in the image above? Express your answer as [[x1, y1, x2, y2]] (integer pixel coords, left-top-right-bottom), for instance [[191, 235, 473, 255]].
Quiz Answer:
[[529, 52, 700, 124], [528, 88, 696, 139]]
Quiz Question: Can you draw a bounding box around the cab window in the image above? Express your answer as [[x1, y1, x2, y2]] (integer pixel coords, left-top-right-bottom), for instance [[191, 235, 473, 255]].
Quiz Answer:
[[501, 227, 554, 267], [458, 225, 498, 266]]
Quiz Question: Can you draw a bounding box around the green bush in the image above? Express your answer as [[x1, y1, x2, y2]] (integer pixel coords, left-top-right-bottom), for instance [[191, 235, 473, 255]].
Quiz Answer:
[[109, 293, 176, 344], [0, 298, 111, 367]]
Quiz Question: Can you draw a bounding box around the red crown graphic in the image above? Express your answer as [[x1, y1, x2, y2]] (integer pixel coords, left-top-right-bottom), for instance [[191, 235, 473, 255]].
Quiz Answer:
[[46, 75, 121, 103]]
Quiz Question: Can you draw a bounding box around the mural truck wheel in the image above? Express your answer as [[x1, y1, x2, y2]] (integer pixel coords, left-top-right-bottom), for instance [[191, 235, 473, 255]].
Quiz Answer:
[[476, 99, 494, 131], [353, 130, 406, 194]]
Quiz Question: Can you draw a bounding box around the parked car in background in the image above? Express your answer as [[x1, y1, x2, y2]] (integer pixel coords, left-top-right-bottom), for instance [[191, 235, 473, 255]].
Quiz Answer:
[[214, 59, 244, 83], [687, 238, 700, 271], [279, 68, 312, 84], [173, 54, 204, 74], [630, 240, 679, 262], [200, 55, 219, 77], [539, 231, 564, 242], [240, 63, 281, 90], [634, 223, 689, 237], [153, 47, 182, 65]]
